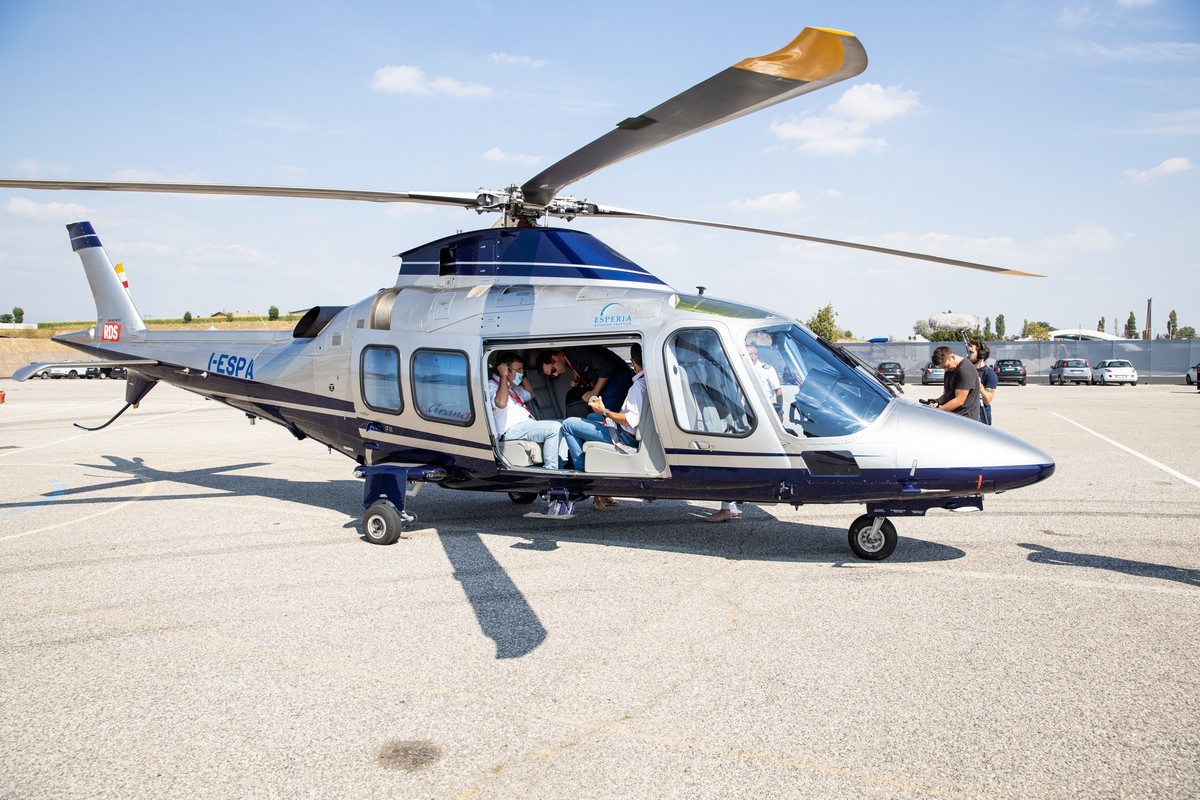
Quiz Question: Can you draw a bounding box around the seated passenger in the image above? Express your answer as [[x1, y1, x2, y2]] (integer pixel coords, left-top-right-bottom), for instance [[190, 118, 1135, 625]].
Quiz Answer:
[[561, 343, 646, 472], [537, 345, 634, 412], [488, 351, 565, 469]]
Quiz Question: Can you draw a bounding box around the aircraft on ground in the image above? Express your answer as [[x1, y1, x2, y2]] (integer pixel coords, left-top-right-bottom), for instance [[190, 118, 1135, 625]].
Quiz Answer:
[[1, 27, 1054, 559]]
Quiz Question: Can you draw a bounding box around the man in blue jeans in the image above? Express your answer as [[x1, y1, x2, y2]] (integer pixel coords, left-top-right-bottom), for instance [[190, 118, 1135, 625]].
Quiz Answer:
[[488, 351, 565, 469], [561, 344, 646, 508]]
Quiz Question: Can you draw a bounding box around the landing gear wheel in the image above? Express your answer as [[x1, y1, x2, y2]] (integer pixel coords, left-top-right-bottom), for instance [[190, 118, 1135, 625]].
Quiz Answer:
[[508, 492, 538, 504], [848, 514, 897, 561], [362, 502, 406, 545]]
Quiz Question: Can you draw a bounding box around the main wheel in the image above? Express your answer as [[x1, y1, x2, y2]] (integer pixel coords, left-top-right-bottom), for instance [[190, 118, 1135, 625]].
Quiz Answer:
[[507, 492, 538, 504], [848, 515, 897, 561], [362, 502, 405, 545]]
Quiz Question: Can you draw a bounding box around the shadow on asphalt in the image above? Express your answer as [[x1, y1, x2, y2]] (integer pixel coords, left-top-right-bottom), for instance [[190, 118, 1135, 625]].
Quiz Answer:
[[1019, 543, 1200, 588]]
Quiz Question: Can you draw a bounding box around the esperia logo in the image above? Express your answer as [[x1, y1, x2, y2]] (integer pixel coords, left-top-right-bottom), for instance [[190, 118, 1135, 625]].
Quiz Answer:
[[593, 302, 633, 328]]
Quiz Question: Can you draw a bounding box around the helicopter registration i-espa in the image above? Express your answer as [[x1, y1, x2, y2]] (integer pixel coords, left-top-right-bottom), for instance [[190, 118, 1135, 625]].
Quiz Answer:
[[2, 26, 1054, 560]]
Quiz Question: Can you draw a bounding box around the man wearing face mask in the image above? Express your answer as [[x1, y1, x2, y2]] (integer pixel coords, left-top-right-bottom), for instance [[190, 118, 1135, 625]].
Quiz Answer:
[[488, 351, 566, 469]]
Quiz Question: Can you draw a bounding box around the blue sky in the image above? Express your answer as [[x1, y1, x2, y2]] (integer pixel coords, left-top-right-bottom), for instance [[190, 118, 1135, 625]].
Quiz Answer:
[[1, 0, 1196, 338]]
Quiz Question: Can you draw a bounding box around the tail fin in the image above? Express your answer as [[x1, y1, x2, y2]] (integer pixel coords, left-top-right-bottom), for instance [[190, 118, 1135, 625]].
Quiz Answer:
[[66, 221, 147, 341]]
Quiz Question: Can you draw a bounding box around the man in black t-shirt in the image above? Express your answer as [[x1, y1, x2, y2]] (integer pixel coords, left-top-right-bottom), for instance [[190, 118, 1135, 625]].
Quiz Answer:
[[930, 345, 982, 420]]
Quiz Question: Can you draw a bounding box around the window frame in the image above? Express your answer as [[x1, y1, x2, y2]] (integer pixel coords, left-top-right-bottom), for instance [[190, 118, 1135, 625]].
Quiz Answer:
[[663, 327, 757, 439], [360, 345, 405, 415], [410, 347, 475, 427]]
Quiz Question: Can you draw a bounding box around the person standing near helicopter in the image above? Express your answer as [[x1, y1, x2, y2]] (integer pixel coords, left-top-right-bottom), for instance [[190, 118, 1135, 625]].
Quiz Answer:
[[968, 339, 997, 425], [929, 345, 982, 420]]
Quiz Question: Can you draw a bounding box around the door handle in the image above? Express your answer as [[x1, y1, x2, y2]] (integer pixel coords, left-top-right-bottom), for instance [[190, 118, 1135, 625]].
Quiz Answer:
[[690, 440, 714, 450]]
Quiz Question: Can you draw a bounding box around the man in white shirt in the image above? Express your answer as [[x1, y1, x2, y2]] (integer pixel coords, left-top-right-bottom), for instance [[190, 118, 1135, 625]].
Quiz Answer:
[[488, 351, 565, 469], [747, 344, 782, 415], [560, 343, 647, 510]]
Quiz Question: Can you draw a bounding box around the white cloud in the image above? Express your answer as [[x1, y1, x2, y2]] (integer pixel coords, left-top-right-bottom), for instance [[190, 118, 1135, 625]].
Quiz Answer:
[[1059, 5, 1098, 30], [109, 168, 205, 182], [15, 160, 69, 178], [482, 147, 542, 167], [1122, 108, 1200, 136], [370, 65, 492, 97], [240, 112, 307, 132], [829, 83, 922, 123], [118, 242, 177, 259], [187, 244, 269, 264], [489, 52, 547, 69], [729, 191, 804, 213], [6, 197, 89, 221], [1043, 221, 1117, 251], [1117, 0, 1156, 7], [1054, 38, 1200, 63], [769, 83, 921, 156], [1123, 156, 1193, 183]]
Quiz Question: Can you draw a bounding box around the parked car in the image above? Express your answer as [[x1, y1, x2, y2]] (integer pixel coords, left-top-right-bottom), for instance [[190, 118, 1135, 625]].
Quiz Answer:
[[1049, 358, 1091, 385], [875, 361, 905, 385], [1091, 359, 1138, 386], [920, 362, 945, 385], [33, 365, 80, 379], [993, 359, 1027, 386], [1186, 363, 1200, 385]]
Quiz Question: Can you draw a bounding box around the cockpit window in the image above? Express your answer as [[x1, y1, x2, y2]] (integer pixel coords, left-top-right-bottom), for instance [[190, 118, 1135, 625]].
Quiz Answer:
[[746, 324, 890, 438], [665, 329, 755, 436]]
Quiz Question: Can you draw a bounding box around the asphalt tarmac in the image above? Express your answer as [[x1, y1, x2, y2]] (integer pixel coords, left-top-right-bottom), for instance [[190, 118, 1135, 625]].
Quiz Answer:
[[2, 377, 1197, 799]]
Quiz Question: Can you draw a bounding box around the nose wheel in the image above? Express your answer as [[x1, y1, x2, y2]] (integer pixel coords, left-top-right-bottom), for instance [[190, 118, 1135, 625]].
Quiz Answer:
[[848, 514, 897, 560], [362, 501, 415, 545]]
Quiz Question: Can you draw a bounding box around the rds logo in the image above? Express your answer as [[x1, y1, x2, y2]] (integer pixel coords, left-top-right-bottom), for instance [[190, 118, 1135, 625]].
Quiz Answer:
[[101, 322, 122, 342], [593, 302, 633, 328]]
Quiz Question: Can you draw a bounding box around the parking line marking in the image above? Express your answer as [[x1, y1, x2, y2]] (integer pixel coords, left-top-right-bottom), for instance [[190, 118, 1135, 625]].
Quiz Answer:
[[1052, 411, 1200, 491], [0, 473, 155, 542]]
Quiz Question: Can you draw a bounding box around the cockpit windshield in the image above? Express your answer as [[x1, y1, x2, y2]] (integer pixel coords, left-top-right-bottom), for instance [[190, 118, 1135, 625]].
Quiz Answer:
[[746, 324, 891, 438]]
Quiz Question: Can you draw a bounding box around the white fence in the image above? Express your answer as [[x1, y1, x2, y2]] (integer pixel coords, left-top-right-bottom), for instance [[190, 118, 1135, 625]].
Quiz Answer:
[[841, 340, 1200, 383]]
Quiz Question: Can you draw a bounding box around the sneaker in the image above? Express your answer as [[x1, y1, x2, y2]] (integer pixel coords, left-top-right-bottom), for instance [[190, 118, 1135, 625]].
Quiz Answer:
[[592, 496, 608, 512], [703, 508, 735, 523], [602, 496, 619, 507]]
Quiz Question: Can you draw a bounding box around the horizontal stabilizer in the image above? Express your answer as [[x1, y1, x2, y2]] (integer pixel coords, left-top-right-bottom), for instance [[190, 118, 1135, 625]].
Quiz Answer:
[[12, 359, 160, 382]]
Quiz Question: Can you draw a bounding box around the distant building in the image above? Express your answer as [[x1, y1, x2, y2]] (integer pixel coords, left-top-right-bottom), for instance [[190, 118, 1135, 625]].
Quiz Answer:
[[1048, 328, 1121, 341]]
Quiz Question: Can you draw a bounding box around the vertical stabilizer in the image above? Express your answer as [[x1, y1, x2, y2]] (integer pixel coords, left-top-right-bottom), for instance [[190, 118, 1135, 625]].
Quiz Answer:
[[66, 221, 147, 341]]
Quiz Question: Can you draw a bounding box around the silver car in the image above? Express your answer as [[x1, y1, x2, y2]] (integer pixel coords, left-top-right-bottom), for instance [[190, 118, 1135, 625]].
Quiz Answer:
[[1091, 359, 1138, 386], [920, 362, 945, 385], [1049, 358, 1091, 385]]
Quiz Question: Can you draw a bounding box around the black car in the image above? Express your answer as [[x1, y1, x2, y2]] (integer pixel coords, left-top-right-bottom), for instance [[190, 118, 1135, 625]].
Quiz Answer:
[[994, 359, 1027, 386], [875, 361, 905, 385]]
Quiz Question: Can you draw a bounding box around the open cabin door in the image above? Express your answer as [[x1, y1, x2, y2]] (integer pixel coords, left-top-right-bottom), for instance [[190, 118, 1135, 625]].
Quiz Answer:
[[657, 326, 790, 487]]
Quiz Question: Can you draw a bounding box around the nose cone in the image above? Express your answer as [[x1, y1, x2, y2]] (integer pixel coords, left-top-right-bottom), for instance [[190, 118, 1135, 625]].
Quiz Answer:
[[894, 401, 1055, 489]]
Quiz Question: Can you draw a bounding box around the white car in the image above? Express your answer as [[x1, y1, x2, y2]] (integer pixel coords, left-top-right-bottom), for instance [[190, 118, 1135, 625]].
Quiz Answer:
[[1091, 359, 1138, 386], [33, 365, 80, 379]]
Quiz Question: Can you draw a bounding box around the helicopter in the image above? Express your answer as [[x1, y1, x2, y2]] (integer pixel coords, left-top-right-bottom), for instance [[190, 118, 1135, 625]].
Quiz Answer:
[[2, 26, 1054, 560]]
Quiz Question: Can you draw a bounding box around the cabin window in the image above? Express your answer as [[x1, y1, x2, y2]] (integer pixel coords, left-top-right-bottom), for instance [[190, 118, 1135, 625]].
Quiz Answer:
[[664, 328, 755, 437], [361, 346, 403, 413], [412, 349, 474, 426], [746, 324, 889, 438]]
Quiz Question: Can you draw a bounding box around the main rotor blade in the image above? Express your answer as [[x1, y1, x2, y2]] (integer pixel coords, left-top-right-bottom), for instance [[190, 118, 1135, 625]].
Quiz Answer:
[[586, 205, 1045, 277], [520, 27, 867, 208], [0, 179, 480, 208]]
